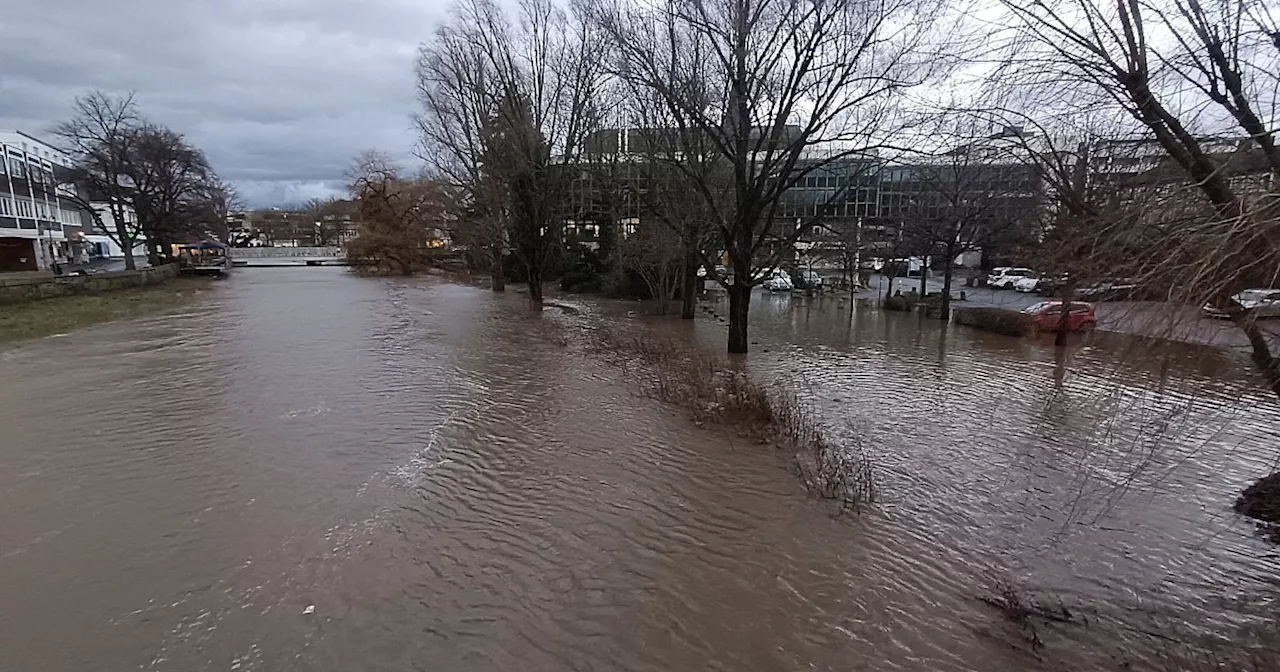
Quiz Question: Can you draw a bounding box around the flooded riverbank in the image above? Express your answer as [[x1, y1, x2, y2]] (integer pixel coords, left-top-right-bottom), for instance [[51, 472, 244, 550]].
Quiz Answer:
[[1, 269, 1276, 671]]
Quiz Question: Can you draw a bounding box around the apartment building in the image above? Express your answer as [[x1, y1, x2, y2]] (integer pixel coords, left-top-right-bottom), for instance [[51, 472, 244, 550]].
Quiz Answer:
[[0, 131, 90, 272]]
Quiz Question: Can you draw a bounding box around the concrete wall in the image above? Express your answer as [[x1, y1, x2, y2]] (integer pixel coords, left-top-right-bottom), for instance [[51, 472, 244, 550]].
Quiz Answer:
[[0, 263, 179, 305], [229, 246, 341, 259]]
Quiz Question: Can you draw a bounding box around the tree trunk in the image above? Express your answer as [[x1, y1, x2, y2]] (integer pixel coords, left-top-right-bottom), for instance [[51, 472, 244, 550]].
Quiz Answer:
[[117, 230, 136, 271], [490, 247, 505, 292], [1234, 316, 1280, 400], [918, 256, 928, 295], [111, 204, 136, 271], [1054, 283, 1076, 347], [528, 268, 543, 307], [681, 245, 697, 319], [147, 241, 162, 267], [727, 280, 751, 353], [940, 253, 955, 321]]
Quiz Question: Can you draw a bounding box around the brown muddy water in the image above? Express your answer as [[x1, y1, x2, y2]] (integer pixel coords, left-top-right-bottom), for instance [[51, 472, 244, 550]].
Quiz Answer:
[[1, 268, 1277, 671]]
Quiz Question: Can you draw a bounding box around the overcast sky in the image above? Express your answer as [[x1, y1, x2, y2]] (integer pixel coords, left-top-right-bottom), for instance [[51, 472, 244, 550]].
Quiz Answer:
[[0, 0, 445, 208]]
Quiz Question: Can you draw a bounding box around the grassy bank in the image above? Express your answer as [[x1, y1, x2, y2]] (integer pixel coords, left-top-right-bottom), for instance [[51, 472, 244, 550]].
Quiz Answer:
[[0, 276, 213, 344]]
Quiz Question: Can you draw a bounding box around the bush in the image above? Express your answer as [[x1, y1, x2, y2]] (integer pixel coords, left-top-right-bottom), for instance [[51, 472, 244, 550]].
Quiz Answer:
[[560, 245, 608, 293], [883, 295, 914, 311], [952, 306, 1032, 336]]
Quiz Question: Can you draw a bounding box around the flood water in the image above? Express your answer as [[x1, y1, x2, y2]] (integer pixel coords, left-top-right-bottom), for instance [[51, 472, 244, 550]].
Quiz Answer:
[[2, 268, 1278, 671]]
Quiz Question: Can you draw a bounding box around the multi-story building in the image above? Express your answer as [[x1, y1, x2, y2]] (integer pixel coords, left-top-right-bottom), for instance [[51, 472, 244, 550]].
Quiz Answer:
[[874, 153, 1044, 268], [776, 152, 884, 269], [86, 198, 148, 260], [0, 131, 91, 272], [560, 125, 1050, 274]]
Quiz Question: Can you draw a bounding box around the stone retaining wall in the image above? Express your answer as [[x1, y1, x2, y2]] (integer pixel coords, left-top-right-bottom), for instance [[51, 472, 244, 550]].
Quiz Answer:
[[0, 264, 180, 306]]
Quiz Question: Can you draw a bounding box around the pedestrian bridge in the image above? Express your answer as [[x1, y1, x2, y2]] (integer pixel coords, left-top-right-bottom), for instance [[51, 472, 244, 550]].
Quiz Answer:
[[229, 247, 346, 267]]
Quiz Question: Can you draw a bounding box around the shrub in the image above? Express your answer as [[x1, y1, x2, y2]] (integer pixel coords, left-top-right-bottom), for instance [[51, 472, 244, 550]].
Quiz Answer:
[[952, 306, 1032, 336]]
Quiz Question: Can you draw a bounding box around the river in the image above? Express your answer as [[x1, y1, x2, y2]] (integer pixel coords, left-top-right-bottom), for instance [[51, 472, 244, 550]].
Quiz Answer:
[[1, 268, 1277, 671]]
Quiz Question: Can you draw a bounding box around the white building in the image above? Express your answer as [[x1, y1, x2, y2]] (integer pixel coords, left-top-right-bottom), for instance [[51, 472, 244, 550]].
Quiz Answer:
[[0, 130, 87, 272], [87, 200, 148, 261]]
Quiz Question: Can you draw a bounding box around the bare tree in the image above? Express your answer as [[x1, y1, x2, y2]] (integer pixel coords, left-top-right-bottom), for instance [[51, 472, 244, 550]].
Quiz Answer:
[[895, 125, 1043, 319], [594, 0, 945, 352], [126, 125, 218, 264], [51, 91, 144, 270], [202, 177, 242, 244], [301, 196, 346, 246], [417, 0, 607, 306], [617, 217, 686, 312], [346, 151, 450, 275], [618, 121, 721, 318], [996, 0, 1280, 393], [416, 0, 510, 291]]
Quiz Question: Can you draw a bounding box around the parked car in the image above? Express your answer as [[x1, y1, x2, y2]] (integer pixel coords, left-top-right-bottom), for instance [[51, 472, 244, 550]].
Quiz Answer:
[[764, 269, 793, 292], [790, 269, 824, 290], [987, 267, 1036, 289], [1076, 278, 1139, 301], [1022, 301, 1097, 332], [1011, 275, 1041, 293], [1035, 273, 1070, 296], [1202, 288, 1280, 319]]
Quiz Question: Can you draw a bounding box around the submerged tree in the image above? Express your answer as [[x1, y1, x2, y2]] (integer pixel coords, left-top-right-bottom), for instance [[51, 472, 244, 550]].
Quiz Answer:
[[416, 0, 510, 291], [346, 151, 450, 275], [617, 218, 686, 312], [996, 0, 1280, 392], [898, 123, 1043, 319], [417, 0, 607, 306], [593, 0, 947, 353]]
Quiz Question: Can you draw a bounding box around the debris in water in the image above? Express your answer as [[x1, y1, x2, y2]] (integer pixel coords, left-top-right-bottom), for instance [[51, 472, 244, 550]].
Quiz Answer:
[[302, 605, 315, 615], [1236, 472, 1280, 541]]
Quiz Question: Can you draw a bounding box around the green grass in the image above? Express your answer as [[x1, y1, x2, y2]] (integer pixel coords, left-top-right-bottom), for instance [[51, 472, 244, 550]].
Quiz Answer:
[[0, 277, 214, 344]]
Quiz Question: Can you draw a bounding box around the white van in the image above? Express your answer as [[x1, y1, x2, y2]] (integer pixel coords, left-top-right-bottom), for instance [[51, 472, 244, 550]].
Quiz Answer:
[[987, 267, 1036, 289]]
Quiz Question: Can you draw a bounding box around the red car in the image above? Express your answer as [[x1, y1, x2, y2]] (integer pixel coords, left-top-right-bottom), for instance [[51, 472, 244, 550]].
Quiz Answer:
[[1021, 301, 1097, 332]]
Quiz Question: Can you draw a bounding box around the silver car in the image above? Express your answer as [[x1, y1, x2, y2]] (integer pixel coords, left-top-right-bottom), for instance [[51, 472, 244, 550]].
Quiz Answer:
[[1203, 288, 1280, 318]]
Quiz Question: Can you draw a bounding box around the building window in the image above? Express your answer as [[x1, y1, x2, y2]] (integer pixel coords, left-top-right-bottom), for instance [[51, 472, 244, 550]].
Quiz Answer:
[[9, 157, 26, 179]]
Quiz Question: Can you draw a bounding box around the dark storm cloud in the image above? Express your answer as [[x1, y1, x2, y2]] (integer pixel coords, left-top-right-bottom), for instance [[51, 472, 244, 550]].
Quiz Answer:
[[0, 0, 444, 207]]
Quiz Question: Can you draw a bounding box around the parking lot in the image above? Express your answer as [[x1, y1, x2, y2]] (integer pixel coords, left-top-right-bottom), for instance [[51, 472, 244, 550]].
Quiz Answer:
[[776, 273, 1278, 352]]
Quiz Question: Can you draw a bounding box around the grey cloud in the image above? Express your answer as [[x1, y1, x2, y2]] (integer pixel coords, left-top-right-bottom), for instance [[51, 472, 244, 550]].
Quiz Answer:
[[0, 0, 443, 207]]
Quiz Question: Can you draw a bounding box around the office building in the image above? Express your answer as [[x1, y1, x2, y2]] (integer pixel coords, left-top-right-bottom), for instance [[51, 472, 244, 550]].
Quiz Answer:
[[0, 130, 89, 272]]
